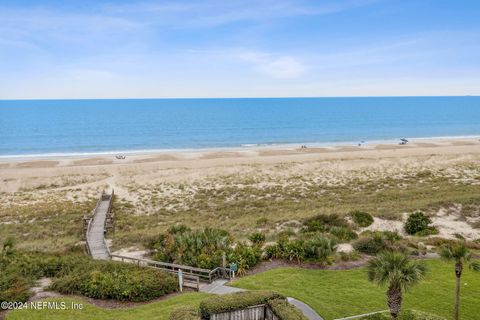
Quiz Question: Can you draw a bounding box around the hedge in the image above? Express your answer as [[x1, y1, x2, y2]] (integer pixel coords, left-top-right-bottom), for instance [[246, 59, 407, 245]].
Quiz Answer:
[[169, 306, 201, 320], [1, 251, 178, 303], [199, 291, 284, 319], [268, 298, 309, 320], [50, 259, 178, 301]]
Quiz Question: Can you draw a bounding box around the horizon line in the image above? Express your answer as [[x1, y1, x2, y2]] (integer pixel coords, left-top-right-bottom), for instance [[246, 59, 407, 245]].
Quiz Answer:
[[0, 94, 478, 102]]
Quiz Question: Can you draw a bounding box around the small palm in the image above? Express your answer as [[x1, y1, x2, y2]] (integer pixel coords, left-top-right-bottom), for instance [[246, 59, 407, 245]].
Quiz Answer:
[[367, 251, 427, 320], [439, 241, 480, 320]]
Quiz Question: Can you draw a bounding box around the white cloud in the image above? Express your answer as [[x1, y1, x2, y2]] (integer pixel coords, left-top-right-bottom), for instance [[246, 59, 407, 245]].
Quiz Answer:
[[236, 51, 307, 79]]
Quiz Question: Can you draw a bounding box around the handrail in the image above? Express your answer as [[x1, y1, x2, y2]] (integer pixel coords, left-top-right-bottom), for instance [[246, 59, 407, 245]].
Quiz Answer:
[[110, 254, 212, 273], [85, 217, 93, 255]]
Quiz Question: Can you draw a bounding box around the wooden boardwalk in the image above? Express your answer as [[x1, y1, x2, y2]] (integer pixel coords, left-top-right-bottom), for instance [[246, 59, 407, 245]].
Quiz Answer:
[[85, 191, 113, 260], [83, 190, 231, 290]]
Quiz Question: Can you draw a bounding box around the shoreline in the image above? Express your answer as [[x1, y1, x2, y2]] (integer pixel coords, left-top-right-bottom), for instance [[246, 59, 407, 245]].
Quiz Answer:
[[1, 135, 480, 162]]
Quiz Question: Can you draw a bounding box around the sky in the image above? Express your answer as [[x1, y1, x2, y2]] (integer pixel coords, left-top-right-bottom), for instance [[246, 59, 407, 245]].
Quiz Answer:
[[0, 0, 479, 99]]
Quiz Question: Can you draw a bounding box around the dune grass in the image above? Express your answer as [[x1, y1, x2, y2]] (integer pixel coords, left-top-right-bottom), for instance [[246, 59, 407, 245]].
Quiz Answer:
[[230, 259, 480, 320], [112, 172, 480, 249], [6, 293, 209, 320]]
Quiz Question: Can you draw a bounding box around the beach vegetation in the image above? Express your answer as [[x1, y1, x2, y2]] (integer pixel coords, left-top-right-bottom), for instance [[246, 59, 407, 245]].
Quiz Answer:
[[404, 212, 437, 236], [351, 211, 375, 227], [353, 232, 404, 256], [1, 249, 177, 303], [149, 226, 261, 272], [263, 235, 337, 265], [249, 232, 266, 245], [302, 214, 349, 233]]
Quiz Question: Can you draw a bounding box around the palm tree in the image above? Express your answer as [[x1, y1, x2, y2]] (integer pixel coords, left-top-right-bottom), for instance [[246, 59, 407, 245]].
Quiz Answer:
[[367, 251, 427, 320], [439, 241, 480, 320]]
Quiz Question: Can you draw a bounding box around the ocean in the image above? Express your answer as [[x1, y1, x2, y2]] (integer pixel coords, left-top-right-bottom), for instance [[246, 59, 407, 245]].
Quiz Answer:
[[0, 96, 479, 157]]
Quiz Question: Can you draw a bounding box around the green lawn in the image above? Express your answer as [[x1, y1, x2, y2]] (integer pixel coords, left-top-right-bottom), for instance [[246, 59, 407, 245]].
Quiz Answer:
[[231, 259, 480, 320], [4, 261, 480, 320], [6, 292, 209, 320]]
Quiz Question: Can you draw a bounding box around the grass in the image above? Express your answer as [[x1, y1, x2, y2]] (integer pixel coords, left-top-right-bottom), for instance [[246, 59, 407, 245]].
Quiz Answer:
[[111, 172, 480, 249], [6, 293, 209, 320], [230, 259, 480, 320], [0, 199, 97, 252]]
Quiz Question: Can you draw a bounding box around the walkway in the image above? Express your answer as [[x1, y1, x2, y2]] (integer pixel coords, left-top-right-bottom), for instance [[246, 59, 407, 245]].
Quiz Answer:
[[86, 191, 113, 260], [287, 297, 324, 320]]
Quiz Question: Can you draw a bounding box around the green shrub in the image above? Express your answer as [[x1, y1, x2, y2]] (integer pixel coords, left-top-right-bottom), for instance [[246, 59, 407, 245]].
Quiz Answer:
[[351, 211, 374, 227], [352, 231, 405, 256], [329, 226, 358, 241], [0, 275, 31, 303], [336, 250, 361, 262], [268, 298, 309, 320], [1, 251, 177, 303], [150, 226, 232, 269], [360, 230, 402, 242], [50, 260, 177, 301], [353, 236, 388, 255], [302, 235, 337, 265], [227, 242, 262, 275], [199, 291, 284, 319], [415, 227, 439, 237], [264, 244, 282, 260], [169, 306, 201, 320], [249, 232, 266, 245], [303, 214, 349, 233], [404, 212, 434, 235], [263, 235, 336, 265]]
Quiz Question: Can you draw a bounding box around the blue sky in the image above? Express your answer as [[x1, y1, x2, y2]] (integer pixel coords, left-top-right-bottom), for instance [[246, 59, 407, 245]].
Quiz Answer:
[[1, 0, 479, 99]]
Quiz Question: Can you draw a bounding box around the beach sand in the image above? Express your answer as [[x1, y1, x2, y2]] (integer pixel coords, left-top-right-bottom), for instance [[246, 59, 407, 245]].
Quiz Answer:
[[1, 137, 480, 246]]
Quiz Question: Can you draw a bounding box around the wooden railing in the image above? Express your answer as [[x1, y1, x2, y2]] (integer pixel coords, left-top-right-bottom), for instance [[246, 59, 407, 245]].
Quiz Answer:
[[110, 254, 209, 290], [110, 254, 230, 283]]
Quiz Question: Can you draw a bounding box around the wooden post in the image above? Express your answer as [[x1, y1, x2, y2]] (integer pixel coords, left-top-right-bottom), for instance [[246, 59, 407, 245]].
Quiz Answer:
[[178, 269, 183, 292]]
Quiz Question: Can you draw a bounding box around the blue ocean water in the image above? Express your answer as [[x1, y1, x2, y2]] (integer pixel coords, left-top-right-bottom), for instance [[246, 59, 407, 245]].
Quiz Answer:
[[0, 97, 479, 157]]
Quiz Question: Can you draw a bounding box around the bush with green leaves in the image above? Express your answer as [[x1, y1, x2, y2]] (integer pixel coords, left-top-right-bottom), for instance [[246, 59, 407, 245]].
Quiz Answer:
[[351, 211, 374, 227], [227, 242, 262, 275], [150, 226, 264, 271], [150, 225, 232, 269], [50, 258, 177, 301], [353, 236, 387, 255], [329, 226, 358, 241], [302, 214, 349, 233], [404, 212, 437, 236], [353, 231, 404, 255], [1, 250, 177, 303], [264, 235, 336, 265], [249, 232, 266, 245]]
